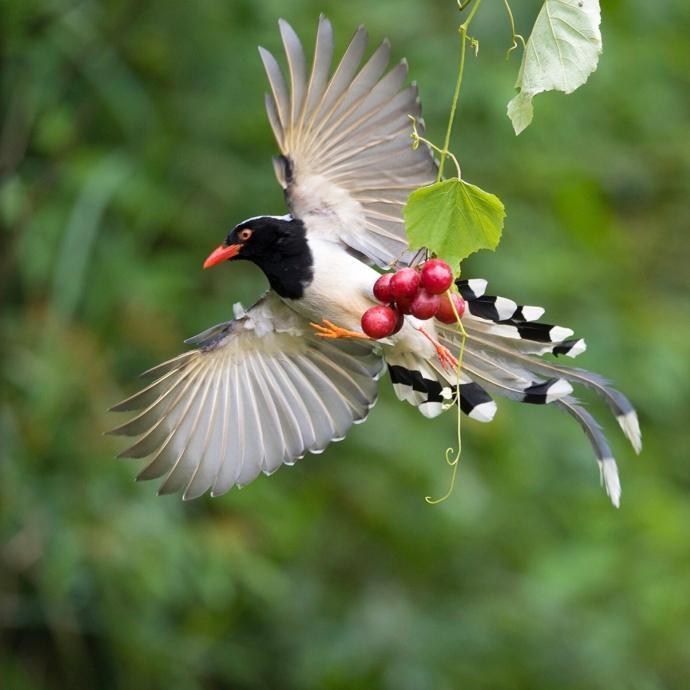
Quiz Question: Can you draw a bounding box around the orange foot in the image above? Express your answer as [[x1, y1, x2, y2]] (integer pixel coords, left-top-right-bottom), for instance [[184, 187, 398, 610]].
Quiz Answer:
[[417, 326, 458, 372], [310, 320, 371, 340]]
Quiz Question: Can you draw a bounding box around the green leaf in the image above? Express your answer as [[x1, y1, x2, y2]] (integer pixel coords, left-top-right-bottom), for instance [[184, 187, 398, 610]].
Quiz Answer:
[[404, 178, 505, 270], [508, 0, 602, 135]]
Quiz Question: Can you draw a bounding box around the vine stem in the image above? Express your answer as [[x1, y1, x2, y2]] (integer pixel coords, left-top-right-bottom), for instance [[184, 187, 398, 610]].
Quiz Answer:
[[423, 0, 483, 502], [501, 0, 526, 59], [410, 117, 462, 179], [425, 291, 469, 505], [436, 0, 484, 182]]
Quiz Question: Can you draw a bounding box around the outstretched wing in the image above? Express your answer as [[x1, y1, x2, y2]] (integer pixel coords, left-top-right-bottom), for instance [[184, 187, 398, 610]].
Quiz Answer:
[[109, 293, 384, 499], [260, 15, 436, 268]]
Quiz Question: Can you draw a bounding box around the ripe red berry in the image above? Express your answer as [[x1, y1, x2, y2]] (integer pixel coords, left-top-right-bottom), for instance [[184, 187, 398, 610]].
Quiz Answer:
[[391, 309, 405, 334], [410, 289, 441, 320], [395, 294, 414, 315], [361, 305, 399, 339], [373, 273, 394, 303], [420, 259, 454, 294], [390, 267, 420, 300], [435, 292, 466, 324]]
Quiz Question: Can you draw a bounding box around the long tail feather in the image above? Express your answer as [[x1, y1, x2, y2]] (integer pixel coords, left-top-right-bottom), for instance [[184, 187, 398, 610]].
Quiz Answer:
[[556, 397, 621, 507], [454, 328, 641, 454], [548, 367, 641, 455], [431, 277, 640, 504], [437, 333, 573, 405]]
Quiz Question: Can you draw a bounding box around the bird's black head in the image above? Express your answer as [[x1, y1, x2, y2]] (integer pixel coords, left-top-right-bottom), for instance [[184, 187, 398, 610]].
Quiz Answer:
[[203, 215, 313, 299]]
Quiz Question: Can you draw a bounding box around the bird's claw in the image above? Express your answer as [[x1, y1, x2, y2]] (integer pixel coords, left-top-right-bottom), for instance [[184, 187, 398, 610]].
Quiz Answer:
[[417, 326, 458, 372], [310, 320, 370, 340], [435, 343, 458, 372]]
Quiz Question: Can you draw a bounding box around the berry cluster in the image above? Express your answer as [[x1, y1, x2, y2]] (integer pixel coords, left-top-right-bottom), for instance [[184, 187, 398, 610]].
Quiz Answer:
[[361, 259, 466, 339]]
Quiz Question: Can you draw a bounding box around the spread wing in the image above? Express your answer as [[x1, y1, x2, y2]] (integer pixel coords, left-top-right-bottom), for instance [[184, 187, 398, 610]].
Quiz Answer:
[[109, 293, 384, 499], [260, 15, 436, 268]]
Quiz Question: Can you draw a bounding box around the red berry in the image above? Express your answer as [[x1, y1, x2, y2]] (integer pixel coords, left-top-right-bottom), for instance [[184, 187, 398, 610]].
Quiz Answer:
[[391, 309, 405, 334], [395, 294, 414, 315], [361, 305, 399, 339], [420, 259, 454, 294], [410, 288, 441, 320], [373, 273, 394, 303], [390, 267, 420, 300], [435, 292, 466, 323]]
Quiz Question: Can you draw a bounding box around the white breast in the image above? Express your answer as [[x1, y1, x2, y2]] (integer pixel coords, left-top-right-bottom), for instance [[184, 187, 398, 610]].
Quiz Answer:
[[285, 236, 437, 360], [287, 237, 378, 331]]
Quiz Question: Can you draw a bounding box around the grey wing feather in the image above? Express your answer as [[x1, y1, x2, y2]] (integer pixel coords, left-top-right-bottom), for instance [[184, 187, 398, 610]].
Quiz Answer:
[[260, 16, 436, 269], [300, 14, 335, 129], [278, 18, 307, 130], [109, 293, 384, 499]]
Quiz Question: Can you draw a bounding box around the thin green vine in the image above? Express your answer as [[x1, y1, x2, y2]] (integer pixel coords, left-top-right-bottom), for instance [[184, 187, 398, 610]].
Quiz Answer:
[[501, 0, 526, 60], [420, 1, 485, 503], [425, 291, 468, 505], [436, 0, 483, 181], [409, 0, 600, 503], [410, 116, 462, 179]]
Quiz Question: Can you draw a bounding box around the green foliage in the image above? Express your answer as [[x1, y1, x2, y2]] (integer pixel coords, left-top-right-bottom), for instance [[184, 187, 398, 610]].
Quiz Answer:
[[405, 178, 504, 269], [2, 1, 690, 689], [405, 0, 603, 266], [508, 0, 603, 134]]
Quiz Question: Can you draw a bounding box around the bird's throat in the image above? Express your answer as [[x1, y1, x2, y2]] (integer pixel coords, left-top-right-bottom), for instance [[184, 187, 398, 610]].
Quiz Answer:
[[259, 243, 314, 299]]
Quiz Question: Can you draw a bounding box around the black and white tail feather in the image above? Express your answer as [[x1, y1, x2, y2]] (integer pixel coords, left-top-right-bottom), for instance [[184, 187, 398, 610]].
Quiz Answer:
[[388, 278, 640, 507]]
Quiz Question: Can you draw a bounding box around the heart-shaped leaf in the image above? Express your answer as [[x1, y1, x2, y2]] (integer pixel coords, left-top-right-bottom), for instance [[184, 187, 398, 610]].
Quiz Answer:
[[404, 178, 505, 271], [508, 0, 602, 135]]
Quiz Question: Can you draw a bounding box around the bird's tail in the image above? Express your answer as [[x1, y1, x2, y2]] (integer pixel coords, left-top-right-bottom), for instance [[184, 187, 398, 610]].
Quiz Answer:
[[387, 278, 641, 506]]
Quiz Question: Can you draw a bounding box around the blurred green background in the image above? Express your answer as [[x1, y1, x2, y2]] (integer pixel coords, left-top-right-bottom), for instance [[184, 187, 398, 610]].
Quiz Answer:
[[2, 0, 689, 688]]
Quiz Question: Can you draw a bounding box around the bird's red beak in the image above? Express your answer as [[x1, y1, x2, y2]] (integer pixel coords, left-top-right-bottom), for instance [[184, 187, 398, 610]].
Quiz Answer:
[[203, 243, 241, 269]]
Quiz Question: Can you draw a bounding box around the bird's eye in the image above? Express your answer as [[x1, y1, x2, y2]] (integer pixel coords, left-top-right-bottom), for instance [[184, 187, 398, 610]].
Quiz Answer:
[[238, 229, 253, 241]]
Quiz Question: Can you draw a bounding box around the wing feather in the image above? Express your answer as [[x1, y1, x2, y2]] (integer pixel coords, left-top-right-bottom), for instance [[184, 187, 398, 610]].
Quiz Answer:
[[248, 354, 287, 475], [259, 47, 289, 135], [254, 351, 304, 460], [308, 25, 368, 135], [212, 360, 245, 496], [108, 357, 196, 413], [117, 362, 205, 459], [110, 294, 383, 497], [184, 359, 231, 499], [282, 355, 340, 446], [278, 19, 307, 131], [308, 348, 376, 403], [158, 358, 220, 495], [135, 362, 210, 480], [264, 92, 284, 149], [269, 355, 318, 450], [261, 18, 436, 269], [235, 362, 266, 487], [311, 39, 391, 149], [299, 15, 334, 134]]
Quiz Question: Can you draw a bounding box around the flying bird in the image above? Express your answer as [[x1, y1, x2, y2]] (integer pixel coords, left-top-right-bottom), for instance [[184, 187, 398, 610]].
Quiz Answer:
[[110, 16, 640, 505]]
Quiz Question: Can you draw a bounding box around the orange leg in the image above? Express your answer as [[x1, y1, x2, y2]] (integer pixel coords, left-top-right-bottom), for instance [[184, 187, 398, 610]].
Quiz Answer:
[[417, 326, 458, 372], [310, 320, 371, 340]]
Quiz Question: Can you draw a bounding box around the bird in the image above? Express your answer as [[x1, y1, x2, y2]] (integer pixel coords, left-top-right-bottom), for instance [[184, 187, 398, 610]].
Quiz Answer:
[[109, 16, 641, 505]]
